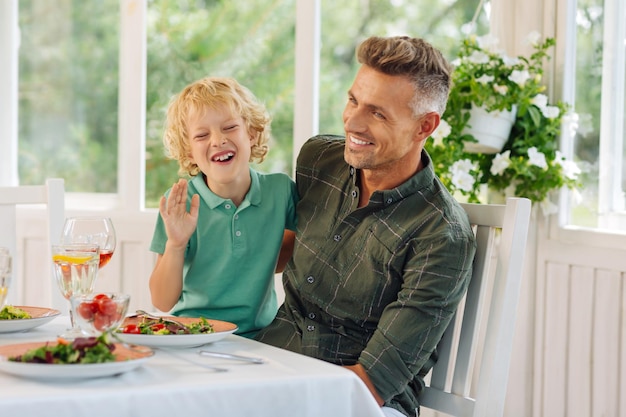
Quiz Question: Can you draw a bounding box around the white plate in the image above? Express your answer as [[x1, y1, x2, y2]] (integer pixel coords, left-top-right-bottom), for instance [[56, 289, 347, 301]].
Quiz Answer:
[[116, 316, 238, 348], [0, 341, 154, 380], [0, 306, 61, 333]]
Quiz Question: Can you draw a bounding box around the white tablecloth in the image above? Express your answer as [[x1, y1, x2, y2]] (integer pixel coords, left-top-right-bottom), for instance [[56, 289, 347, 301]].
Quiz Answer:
[[0, 316, 385, 417]]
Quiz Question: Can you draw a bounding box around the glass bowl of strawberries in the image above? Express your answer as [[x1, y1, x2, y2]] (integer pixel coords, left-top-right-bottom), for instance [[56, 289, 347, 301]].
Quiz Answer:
[[70, 292, 130, 336]]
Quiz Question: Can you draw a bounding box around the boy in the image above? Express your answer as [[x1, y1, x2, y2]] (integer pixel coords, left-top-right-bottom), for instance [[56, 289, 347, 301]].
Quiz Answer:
[[149, 77, 297, 338]]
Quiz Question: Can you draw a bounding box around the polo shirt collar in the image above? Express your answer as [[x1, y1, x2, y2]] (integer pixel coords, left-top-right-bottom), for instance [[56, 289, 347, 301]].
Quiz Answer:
[[189, 169, 261, 209]]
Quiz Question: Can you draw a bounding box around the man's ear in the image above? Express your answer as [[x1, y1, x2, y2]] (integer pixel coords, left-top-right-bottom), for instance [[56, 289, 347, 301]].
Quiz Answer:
[[415, 112, 441, 141]]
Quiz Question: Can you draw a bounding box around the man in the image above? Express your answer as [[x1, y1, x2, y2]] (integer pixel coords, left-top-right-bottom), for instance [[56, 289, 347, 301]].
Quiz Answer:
[[255, 35, 477, 417]]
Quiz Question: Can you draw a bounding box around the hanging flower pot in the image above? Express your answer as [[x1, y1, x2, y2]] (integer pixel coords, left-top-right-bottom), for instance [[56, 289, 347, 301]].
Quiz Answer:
[[462, 104, 517, 154]]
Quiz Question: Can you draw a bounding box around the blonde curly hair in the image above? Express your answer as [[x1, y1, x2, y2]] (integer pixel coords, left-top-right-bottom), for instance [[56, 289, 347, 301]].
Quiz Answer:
[[163, 77, 271, 177]]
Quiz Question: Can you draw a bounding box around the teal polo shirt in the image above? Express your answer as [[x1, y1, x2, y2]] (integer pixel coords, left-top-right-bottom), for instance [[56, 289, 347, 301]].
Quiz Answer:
[[150, 169, 298, 338]]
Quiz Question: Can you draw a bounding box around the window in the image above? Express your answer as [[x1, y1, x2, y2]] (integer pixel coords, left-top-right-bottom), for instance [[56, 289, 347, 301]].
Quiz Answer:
[[17, 0, 119, 193], [9, 0, 487, 210], [564, 0, 626, 232]]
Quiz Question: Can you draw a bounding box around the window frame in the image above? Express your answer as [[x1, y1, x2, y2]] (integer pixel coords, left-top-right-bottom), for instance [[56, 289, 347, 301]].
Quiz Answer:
[[550, 0, 626, 245], [3, 0, 626, 251]]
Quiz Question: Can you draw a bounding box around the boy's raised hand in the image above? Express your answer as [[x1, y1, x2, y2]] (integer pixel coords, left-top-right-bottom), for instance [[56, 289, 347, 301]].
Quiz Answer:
[[159, 179, 200, 248]]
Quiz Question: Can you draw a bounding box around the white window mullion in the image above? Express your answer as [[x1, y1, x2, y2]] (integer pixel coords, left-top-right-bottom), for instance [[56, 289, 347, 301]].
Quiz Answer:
[[117, 0, 147, 211], [293, 0, 320, 173], [598, 0, 626, 217], [0, 0, 19, 186]]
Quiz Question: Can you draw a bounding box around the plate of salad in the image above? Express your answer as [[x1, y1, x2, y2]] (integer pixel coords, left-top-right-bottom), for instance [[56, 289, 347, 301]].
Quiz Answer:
[[116, 315, 238, 348], [0, 305, 61, 333], [0, 334, 154, 380]]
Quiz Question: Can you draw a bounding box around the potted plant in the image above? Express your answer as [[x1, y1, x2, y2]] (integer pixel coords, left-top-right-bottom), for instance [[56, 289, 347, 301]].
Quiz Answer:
[[426, 32, 581, 215]]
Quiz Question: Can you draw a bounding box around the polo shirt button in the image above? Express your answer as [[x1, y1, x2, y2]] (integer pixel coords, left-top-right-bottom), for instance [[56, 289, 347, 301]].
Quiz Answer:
[[225, 204, 232, 209], [235, 231, 242, 237], [350, 167, 354, 175], [386, 198, 393, 204], [333, 234, 341, 242], [308, 312, 316, 319], [307, 325, 315, 331], [234, 214, 239, 219], [351, 190, 357, 198], [306, 276, 315, 284]]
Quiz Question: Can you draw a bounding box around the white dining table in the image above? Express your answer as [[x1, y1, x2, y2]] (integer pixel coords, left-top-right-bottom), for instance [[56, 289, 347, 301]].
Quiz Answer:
[[0, 316, 385, 417]]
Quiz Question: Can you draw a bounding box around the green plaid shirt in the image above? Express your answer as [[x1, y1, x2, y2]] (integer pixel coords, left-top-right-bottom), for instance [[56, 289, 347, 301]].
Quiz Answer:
[[256, 135, 476, 417]]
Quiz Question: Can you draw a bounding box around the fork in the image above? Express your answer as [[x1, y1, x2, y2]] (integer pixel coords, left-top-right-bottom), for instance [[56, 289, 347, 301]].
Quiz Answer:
[[134, 309, 187, 328]]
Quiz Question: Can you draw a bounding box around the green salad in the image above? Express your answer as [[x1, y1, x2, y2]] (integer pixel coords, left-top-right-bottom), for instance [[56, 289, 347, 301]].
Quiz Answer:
[[10, 334, 116, 364], [0, 305, 32, 320], [118, 316, 214, 335]]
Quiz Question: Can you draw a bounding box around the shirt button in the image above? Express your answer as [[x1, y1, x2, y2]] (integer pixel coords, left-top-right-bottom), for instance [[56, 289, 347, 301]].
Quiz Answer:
[[306, 276, 315, 284], [350, 167, 355, 175], [235, 231, 242, 237], [234, 214, 239, 219], [333, 234, 341, 242], [225, 204, 232, 209], [308, 312, 316, 319], [351, 190, 357, 198], [307, 325, 315, 331], [386, 198, 393, 204]]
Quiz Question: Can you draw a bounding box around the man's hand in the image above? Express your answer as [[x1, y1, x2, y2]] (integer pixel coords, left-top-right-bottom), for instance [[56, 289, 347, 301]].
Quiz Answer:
[[344, 363, 385, 406]]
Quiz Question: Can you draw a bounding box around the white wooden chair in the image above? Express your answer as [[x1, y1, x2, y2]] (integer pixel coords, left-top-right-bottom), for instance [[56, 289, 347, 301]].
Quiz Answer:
[[420, 197, 532, 417], [0, 178, 65, 308]]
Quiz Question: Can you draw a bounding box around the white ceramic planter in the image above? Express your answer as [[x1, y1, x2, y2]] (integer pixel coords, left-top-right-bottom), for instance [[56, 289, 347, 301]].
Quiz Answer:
[[463, 104, 517, 154]]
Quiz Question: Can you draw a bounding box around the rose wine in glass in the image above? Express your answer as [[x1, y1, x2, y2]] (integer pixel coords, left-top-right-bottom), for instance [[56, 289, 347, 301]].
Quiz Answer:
[[62, 217, 116, 270], [51, 244, 100, 339]]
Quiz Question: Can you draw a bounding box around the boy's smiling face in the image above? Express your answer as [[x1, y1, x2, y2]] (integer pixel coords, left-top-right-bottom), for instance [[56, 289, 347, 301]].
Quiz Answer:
[[187, 103, 256, 200]]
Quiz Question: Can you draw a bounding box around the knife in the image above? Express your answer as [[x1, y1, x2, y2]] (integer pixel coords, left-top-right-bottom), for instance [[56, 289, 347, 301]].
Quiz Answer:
[[198, 350, 265, 364]]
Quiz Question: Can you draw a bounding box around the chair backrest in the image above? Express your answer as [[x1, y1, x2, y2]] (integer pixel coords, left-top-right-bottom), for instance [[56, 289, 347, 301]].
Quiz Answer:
[[419, 197, 532, 417], [0, 178, 65, 308]]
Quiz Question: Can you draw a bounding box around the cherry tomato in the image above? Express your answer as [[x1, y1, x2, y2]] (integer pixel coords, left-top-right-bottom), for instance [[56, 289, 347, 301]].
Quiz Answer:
[[93, 312, 112, 331], [93, 293, 108, 302], [98, 297, 117, 316], [151, 323, 166, 331], [122, 324, 140, 334], [77, 302, 95, 320]]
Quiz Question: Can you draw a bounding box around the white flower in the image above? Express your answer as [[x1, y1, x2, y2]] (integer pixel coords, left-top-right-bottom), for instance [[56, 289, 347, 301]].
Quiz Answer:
[[531, 94, 548, 109], [502, 55, 520, 66], [526, 31, 542, 46], [541, 105, 560, 119], [450, 159, 477, 192], [493, 84, 508, 95], [431, 119, 451, 146], [576, 113, 594, 136], [467, 51, 490, 64], [528, 147, 548, 169], [451, 158, 476, 174], [451, 171, 476, 192], [476, 34, 499, 51], [476, 74, 495, 84], [509, 69, 531, 86], [562, 111, 579, 137], [540, 198, 559, 216], [554, 151, 581, 180], [490, 150, 511, 175]]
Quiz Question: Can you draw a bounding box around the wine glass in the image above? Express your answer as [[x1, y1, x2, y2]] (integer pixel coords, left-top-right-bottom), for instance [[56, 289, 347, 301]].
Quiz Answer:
[[0, 247, 11, 308], [61, 217, 116, 270], [51, 244, 100, 339]]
